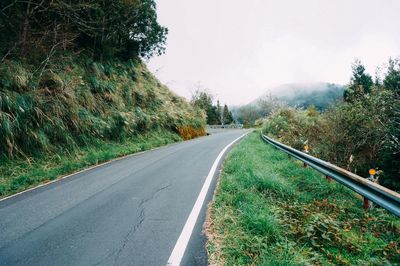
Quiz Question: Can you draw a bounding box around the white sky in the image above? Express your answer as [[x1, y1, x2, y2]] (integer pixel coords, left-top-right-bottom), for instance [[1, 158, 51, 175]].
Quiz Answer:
[[148, 0, 400, 105]]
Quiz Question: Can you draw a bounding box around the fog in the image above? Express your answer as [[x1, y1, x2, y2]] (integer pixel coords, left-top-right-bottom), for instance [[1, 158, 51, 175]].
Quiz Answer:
[[148, 0, 400, 105]]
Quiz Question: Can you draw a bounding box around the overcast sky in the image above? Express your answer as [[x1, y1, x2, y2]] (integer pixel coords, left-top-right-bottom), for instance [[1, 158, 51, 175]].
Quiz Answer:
[[148, 0, 400, 105]]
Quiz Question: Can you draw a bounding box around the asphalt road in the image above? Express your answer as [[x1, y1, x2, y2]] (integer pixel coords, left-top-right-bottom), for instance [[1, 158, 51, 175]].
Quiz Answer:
[[0, 129, 248, 266]]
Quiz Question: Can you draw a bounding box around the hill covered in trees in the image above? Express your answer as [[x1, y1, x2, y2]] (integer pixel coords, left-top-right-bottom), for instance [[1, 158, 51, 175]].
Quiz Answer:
[[233, 82, 344, 125], [271, 82, 344, 110]]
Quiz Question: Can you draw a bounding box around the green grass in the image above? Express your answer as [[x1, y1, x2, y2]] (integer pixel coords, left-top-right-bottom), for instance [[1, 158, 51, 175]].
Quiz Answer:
[[0, 129, 181, 198], [207, 131, 400, 265], [0, 57, 206, 198], [0, 58, 205, 159]]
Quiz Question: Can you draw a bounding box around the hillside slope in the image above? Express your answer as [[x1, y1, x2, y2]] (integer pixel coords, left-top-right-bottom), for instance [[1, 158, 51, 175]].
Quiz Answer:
[[0, 58, 205, 157], [0, 57, 205, 196]]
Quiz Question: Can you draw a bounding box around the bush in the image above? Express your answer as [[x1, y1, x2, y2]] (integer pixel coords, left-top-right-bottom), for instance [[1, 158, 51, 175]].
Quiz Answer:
[[263, 88, 399, 189], [176, 126, 206, 140], [263, 106, 326, 155]]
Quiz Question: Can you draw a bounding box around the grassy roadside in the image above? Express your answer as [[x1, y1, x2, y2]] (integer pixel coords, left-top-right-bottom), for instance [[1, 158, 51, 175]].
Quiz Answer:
[[0, 129, 182, 199], [206, 132, 399, 265]]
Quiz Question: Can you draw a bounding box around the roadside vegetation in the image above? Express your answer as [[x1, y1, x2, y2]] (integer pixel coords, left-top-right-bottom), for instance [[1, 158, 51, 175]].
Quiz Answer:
[[207, 132, 399, 265], [262, 60, 400, 190], [0, 1, 206, 197]]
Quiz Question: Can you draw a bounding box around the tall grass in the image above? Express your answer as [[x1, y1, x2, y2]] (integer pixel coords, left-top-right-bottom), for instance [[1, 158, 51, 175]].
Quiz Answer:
[[0, 56, 206, 196], [207, 132, 399, 265], [0, 57, 205, 158]]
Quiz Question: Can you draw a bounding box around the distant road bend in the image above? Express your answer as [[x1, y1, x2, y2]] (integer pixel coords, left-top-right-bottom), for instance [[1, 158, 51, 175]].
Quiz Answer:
[[0, 129, 248, 266]]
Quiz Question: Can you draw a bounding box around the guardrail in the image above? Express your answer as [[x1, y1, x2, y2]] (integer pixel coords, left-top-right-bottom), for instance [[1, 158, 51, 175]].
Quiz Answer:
[[261, 134, 400, 217], [207, 124, 243, 129]]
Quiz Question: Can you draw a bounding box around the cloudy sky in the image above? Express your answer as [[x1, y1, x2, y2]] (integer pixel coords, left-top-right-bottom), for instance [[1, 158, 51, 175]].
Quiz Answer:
[[148, 0, 400, 105]]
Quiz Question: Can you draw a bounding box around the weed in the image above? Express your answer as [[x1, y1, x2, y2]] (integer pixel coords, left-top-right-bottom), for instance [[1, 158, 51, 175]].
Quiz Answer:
[[207, 132, 400, 265]]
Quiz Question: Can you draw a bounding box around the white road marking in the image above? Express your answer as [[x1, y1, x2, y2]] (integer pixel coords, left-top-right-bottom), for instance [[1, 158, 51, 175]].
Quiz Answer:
[[0, 140, 185, 203], [167, 132, 249, 266]]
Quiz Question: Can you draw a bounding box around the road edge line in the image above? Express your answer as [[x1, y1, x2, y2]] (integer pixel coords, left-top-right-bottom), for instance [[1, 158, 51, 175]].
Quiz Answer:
[[166, 132, 249, 266], [0, 135, 205, 203]]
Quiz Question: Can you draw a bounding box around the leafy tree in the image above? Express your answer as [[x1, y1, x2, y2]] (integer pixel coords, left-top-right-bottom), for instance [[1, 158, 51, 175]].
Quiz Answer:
[[344, 60, 374, 102], [191, 89, 219, 124], [381, 58, 400, 188], [384, 58, 400, 97], [0, 0, 167, 61]]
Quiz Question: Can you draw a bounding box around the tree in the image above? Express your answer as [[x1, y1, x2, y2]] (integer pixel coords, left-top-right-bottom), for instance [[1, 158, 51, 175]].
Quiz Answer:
[[234, 95, 280, 126], [223, 104, 233, 124], [384, 58, 400, 97], [0, 0, 167, 61], [216, 100, 222, 124], [191, 89, 219, 124], [344, 60, 374, 102], [237, 105, 259, 126], [380, 58, 400, 188]]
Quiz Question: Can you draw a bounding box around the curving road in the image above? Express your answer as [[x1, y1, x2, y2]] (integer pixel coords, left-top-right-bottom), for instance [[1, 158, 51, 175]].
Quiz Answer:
[[0, 129, 248, 266]]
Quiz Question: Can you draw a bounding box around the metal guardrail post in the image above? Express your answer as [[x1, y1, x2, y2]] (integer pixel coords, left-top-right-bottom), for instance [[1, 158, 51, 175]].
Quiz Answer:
[[261, 134, 400, 217], [326, 175, 333, 183]]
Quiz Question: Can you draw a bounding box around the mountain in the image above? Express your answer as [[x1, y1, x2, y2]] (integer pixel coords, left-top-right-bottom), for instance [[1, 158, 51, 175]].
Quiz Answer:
[[233, 82, 345, 125], [258, 82, 345, 110]]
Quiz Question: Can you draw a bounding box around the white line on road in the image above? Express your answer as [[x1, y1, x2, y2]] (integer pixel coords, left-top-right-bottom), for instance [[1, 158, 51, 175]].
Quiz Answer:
[[167, 132, 249, 266], [0, 140, 182, 203]]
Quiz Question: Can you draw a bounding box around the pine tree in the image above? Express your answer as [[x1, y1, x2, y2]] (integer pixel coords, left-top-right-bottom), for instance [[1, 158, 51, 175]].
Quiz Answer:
[[223, 104, 233, 124]]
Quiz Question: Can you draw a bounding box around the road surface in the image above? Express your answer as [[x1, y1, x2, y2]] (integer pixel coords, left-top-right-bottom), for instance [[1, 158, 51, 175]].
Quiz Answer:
[[0, 129, 248, 266]]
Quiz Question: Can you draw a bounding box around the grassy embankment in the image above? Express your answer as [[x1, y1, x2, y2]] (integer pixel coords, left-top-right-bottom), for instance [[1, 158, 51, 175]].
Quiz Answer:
[[0, 58, 205, 198], [207, 132, 399, 265]]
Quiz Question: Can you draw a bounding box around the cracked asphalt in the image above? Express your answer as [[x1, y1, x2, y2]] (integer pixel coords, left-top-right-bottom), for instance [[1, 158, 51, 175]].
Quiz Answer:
[[0, 129, 247, 266]]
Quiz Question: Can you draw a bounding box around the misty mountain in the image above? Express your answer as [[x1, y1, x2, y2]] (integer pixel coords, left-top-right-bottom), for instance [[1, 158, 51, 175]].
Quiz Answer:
[[258, 82, 345, 110], [232, 82, 345, 125]]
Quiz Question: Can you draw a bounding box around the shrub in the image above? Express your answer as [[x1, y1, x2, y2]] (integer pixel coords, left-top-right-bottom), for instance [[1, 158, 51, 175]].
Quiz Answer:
[[39, 71, 63, 90], [176, 126, 206, 140], [263, 106, 326, 154], [262, 88, 399, 189]]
